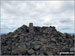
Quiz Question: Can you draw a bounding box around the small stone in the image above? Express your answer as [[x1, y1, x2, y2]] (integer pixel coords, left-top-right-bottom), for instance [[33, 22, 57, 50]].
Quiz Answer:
[[13, 34, 18, 38], [70, 47, 74, 52], [33, 44, 41, 50], [51, 38, 56, 42], [28, 49, 35, 54]]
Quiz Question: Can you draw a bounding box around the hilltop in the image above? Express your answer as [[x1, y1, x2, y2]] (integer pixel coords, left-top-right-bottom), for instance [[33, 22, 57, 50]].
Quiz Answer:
[[1, 23, 74, 55]]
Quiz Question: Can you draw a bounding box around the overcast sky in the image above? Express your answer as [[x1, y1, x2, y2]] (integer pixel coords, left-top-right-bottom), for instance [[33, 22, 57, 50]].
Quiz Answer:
[[1, 0, 74, 33]]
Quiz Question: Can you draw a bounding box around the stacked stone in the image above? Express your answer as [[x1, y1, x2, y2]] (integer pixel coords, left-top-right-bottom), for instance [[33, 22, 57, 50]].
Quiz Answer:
[[1, 23, 74, 55]]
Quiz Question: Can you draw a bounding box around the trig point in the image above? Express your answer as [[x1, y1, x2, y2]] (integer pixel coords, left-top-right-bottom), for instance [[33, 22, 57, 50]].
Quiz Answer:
[[29, 23, 34, 34]]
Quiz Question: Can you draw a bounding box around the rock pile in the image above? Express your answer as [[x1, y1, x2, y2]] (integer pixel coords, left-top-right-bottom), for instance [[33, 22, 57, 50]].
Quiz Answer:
[[1, 23, 74, 55]]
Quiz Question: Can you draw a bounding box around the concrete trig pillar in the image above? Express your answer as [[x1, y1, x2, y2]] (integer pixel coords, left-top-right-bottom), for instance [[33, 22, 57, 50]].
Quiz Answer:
[[29, 23, 34, 34]]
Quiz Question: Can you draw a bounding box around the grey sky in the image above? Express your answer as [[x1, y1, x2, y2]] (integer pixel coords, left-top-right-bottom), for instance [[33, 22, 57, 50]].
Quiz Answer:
[[1, 0, 74, 33]]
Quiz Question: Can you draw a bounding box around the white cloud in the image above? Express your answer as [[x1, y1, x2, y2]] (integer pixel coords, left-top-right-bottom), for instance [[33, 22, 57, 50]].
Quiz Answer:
[[1, 1, 74, 33]]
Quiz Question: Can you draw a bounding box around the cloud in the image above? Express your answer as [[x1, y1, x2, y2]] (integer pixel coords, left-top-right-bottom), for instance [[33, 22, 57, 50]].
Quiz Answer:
[[1, 1, 74, 33]]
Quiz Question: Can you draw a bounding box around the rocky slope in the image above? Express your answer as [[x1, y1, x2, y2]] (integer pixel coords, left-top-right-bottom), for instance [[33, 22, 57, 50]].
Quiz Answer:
[[1, 23, 74, 55]]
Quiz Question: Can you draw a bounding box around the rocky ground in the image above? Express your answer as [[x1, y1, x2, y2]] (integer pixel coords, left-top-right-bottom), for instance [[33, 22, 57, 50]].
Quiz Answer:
[[1, 23, 75, 55]]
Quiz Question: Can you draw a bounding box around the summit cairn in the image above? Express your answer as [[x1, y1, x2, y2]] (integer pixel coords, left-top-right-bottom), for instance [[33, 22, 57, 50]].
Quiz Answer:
[[1, 23, 74, 55]]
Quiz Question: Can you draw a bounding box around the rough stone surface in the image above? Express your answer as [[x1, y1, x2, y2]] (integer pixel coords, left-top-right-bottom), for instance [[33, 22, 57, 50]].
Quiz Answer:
[[1, 23, 74, 55]]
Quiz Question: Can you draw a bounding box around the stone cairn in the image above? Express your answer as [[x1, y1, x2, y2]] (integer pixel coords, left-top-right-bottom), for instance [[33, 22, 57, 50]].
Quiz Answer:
[[1, 23, 74, 55]]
